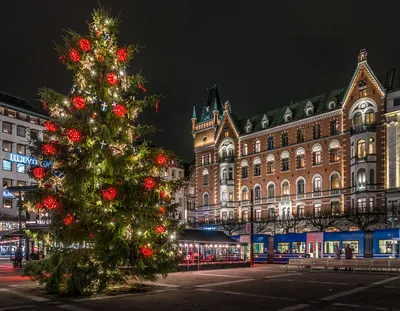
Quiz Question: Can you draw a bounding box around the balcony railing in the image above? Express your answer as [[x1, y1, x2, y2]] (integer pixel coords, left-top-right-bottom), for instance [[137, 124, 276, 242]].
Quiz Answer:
[[220, 156, 234, 163], [330, 189, 341, 195], [350, 123, 377, 134], [220, 179, 234, 186], [312, 191, 322, 197], [350, 154, 377, 165], [296, 193, 305, 199]]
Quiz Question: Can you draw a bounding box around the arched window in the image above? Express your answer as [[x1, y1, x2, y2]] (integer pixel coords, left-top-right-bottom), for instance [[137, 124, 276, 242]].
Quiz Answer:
[[254, 185, 261, 200], [312, 144, 322, 166], [329, 140, 340, 163], [357, 168, 366, 189], [202, 169, 209, 186], [365, 109, 375, 124], [221, 168, 227, 180], [221, 147, 227, 159], [329, 101, 336, 110], [313, 175, 322, 195], [203, 193, 209, 206], [330, 173, 340, 195], [353, 112, 362, 126], [357, 139, 366, 158], [370, 169, 375, 185], [242, 143, 248, 156], [241, 187, 249, 201], [296, 148, 306, 169], [282, 133, 289, 147], [253, 157, 261, 176], [281, 151, 290, 172], [228, 168, 233, 180], [267, 136, 274, 150], [255, 140, 261, 153], [267, 154, 275, 174], [281, 180, 289, 196], [368, 137, 375, 154], [241, 160, 249, 178], [219, 139, 234, 159], [267, 183, 275, 198], [297, 179, 305, 194]]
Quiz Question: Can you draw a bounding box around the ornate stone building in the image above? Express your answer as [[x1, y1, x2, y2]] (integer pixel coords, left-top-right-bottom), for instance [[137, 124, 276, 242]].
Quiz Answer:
[[191, 50, 396, 224]]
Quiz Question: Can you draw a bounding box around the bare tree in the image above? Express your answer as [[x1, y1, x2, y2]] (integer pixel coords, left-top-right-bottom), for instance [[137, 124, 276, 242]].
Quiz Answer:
[[303, 211, 343, 232], [255, 218, 274, 233], [275, 214, 304, 233], [219, 219, 245, 235], [343, 207, 386, 231]]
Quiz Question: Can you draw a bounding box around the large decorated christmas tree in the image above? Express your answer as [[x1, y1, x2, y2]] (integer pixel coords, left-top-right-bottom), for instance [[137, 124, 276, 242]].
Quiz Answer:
[[24, 8, 182, 295]]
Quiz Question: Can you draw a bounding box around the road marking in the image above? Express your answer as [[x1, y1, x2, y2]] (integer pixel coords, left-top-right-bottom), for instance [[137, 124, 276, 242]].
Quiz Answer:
[[139, 282, 180, 288], [195, 278, 254, 288], [319, 286, 368, 301], [196, 288, 297, 301], [332, 303, 388, 310], [266, 278, 351, 286], [72, 289, 176, 302], [58, 305, 91, 311], [276, 304, 310, 311], [0, 288, 50, 302], [370, 277, 400, 286], [195, 273, 250, 278], [0, 306, 35, 311], [264, 273, 302, 279]]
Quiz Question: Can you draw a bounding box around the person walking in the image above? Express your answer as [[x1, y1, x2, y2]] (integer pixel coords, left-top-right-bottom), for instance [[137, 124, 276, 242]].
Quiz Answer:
[[334, 244, 341, 271], [15, 247, 23, 269], [344, 244, 353, 271]]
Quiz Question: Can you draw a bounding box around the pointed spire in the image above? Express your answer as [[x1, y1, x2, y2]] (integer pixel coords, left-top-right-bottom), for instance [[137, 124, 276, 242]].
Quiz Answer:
[[192, 106, 197, 119], [213, 98, 218, 112], [358, 48, 367, 63]]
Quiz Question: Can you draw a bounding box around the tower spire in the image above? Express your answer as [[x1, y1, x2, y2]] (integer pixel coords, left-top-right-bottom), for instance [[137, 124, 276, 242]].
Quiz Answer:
[[192, 106, 197, 119]]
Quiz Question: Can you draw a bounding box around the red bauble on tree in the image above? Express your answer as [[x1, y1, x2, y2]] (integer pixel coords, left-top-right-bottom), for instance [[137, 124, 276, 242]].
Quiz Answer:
[[72, 96, 86, 110], [45, 121, 57, 132], [155, 225, 165, 234], [116, 48, 127, 61], [158, 206, 166, 216], [33, 167, 46, 179], [113, 104, 126, 117], [67, 129, 81, 142], [156, 153, 167, 166], [58, 56, 65, 63], [107, 73, 118, 85], [141, 246, 154, 257], [42, 143, 57, 156], [144, 177, 156, 190], [101, 187, 118, 201], [160, 191, 170, 201], [43, 195, 59, 210], [138, 84, 147, 93], [79, 38, 91, 51], [63, 213, 74, 226], [69, 48, 80, 62]]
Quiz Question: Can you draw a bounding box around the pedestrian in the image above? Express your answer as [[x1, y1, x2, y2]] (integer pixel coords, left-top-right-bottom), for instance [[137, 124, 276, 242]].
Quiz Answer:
[[15, 247, 23, 269], [333, 244, 341, 271], [344, 244, 353, 271]]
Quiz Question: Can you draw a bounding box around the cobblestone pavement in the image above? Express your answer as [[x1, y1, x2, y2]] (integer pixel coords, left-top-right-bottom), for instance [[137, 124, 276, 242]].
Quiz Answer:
[[0, 264, 400, 310]]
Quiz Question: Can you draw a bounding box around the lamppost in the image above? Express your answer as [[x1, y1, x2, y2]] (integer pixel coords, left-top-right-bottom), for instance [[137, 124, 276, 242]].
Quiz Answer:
[[2, 185, 38, 259]]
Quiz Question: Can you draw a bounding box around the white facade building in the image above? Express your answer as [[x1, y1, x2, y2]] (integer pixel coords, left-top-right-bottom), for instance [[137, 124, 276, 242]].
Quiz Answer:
[[161, 162, 185, 223], [0, 92, 47, 231]]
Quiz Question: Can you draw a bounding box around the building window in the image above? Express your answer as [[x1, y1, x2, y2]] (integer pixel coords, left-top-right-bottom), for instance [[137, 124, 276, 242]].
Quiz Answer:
[[353, 112, 362, 126], [204, 214, 209, 224], [357, 198, 367, 212], [368, 138, 375, 154], [254, 186, 261, 200], [242, 211, 248, 222], [17, 126, 26, 137], [242, 143, 248, 156], [313, 176, 322, 195], [313, 150, 321, 166], [352, 172, 355, 187], [331, 201, 340, 215], [2, 122, 12, 134], [30, 130, 38, 140], [314, 203, 321, 214], [17, 181, 26, 187], [222, 211, 227, 221], [254, 163, 261, 176], [7, 110, 16, 118], [359, 89, 368, 98], [256, 210, 261, 221], [297, 179, 305, 194], [357, 169, 366, 189], [16, 144, 26, 155], [222, 190, 228, 202], [357, 139, 366, 158], [267, 183, 275, 198], [331, 174, 340, 191], [297, 129, 304, 143], [255, 140, 261, 153], [330, 120, 337, 135], [229, 190, 233, 201], [281, 158, 289, 171], [296, 154, 305, 169], [228, 168, 233, 180], [2, 160, 11, 171], [369, 198, 374, 210], [282, 133, 289, 147], [3, 178, 12, 187], [313, 124, 321, 139], [3, 199, 12, 209], [365, 110, 375, 124], [370, 169, 375, 185], [394, 98, 400, 106], [202, 169, 209, 186], [267, 136, 274, 150], [242, 165, 249, 179], [229, 211, 234, 220], [330, 148, 339, 163], [2, 141, 12, 152], [297, 205, 305, 216], [203, 193, 209, 206], [242, 187, 249, 201], [17, 163, 25, 174], [282, 181, 289, 196]]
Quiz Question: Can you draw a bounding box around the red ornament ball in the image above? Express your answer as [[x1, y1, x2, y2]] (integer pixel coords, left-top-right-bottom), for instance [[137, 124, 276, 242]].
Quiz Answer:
[[63, 213, 74, 226], [72, 96, 86, 110], [58, 56, 65, 63], [113, 104, 126, 117], [141, 246, 154, 257], [107, 73, 118, 85], [42, 143, 56, 156], [69, 48, 80, 62], [79, 38, 91, 51], [117, 48, 127, 61], [160, 191, 170, 201], [33, 167, 46, 179], [156, 153, 167, 166], [45, 121, 57, 132], [144, 177, 156, 190], [102, 187, 117, 201], [155, 225, 165, 234], [43, 195, 59, 210], [159, 206, 166, 216], [67, 129, 81, 142]]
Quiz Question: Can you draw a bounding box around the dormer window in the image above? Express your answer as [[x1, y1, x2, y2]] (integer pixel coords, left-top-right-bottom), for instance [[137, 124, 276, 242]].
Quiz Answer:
[[285, 115, 291, 122], [283, 107, 292, 123], [245, 119, 252, 133], [305, 101, 314, 116], [328, 101, 336, 110], [261, 114, 269, 129]]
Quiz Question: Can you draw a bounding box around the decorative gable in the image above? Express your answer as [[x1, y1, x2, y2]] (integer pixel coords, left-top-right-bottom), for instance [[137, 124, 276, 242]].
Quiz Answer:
[[261, 114, 269, 128], [283, 107, 293, 122], [304, 101, 314, 116], [245, 119, 252, 133]]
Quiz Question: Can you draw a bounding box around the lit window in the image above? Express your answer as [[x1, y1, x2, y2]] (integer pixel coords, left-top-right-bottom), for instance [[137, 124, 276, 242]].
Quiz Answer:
[[2, 122, 12, 134], [2, 199, 12, 209], [314, 203, 321, 214], [2, 141, 12, 152], [357, 169, 366, 189], [242, 143, 248, 156], [368, 138, 375, 154], [2, 160, 11, 171], [267, 183, 275, 198], [254, 186, 261, 200], [17, 163, 25, 174], [202, 169, 209, 186], [203, 193, 209, 206], [7, 110, 16, 118], [242, 187, 249, 201], [353, 112, 362, 126], [357, 139, 366, 158], [365, 110, 375, 124], [16, 144, 25, 155], [255, 140, 261, 153], [282, 181, 289, 196]]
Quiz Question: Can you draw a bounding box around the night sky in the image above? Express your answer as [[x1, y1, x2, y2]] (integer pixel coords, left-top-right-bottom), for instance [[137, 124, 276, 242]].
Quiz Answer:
[[1, 1, 400, 162]]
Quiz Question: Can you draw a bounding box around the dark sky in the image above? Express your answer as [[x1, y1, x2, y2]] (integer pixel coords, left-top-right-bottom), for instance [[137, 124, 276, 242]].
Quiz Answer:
[[1, 1, 400, 162]]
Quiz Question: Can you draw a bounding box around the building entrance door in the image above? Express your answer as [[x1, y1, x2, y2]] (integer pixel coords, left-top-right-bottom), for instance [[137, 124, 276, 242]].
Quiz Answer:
[[306, 232, 323, 258]]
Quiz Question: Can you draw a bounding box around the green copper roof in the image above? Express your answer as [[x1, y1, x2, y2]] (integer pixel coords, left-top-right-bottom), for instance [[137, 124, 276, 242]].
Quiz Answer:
[[199, 85, 223, 122], [192, 106, 197, 119]]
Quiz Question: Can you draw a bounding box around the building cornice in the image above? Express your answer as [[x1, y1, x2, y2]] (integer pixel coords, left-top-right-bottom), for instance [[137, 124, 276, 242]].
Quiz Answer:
[[194, 144, 215, 153], [239, 109, 343, 140]]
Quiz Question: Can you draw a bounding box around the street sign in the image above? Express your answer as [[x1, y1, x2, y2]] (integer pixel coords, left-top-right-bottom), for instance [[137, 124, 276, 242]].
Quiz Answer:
[[246, 223, 251, 234]]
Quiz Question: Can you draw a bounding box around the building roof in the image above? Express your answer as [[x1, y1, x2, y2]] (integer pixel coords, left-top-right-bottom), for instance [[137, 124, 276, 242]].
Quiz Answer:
[[0, 91, 48, 118], [199, 85, 223, 122], [179, 229, 241, 244]]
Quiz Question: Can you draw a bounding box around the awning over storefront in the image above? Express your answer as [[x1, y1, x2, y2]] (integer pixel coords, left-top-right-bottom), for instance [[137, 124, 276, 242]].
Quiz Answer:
[[179, 229, 247, 245]]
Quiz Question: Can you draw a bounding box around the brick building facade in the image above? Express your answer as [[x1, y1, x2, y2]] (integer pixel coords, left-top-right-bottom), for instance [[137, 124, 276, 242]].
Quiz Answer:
[[191, 50, 397, 224]]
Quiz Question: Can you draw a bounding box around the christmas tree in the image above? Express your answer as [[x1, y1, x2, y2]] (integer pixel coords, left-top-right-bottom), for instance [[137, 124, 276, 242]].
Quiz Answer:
[[24, 8, 182, 295]]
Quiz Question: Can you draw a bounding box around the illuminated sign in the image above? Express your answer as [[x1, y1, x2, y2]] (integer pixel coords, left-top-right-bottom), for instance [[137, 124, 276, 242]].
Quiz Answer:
[[203, 225, 218, 230], [2, 190, 15, 198], [8, 153, 38, 166]]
